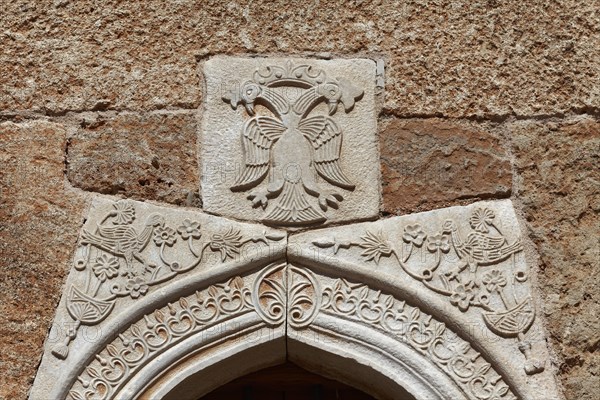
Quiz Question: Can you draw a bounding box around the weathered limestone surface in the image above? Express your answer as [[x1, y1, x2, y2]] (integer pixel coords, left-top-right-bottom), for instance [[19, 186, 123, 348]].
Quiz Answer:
[[381, 118, 512, 214], [1, 1, 598, 117], [29, 197, 287, 400], [66, 111, 200, 206], [0, 121, 87, 400], [201, 57, 380, 226], [507, 117, 600, 400]]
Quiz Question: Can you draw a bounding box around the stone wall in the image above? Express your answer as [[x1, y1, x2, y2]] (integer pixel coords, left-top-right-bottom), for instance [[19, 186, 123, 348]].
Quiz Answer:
[[0, 1, 598, 399]]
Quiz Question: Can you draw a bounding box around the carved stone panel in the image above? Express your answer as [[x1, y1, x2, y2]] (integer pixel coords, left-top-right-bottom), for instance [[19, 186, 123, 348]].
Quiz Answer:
[[288, 199, 563, 400], [30, 196, 563, 400], [29, 197, 287, 400], [200, 57, 380, 227]]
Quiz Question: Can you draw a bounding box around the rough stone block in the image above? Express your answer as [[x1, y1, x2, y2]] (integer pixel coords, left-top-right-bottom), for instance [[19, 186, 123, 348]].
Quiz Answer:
[[66, 112, 200, 206], [508, 117, 600, 400], [381, 119, 512, 214], [1, 2, 597, 117], [201, 57, 380, 227], [0, 121, 87, 400]]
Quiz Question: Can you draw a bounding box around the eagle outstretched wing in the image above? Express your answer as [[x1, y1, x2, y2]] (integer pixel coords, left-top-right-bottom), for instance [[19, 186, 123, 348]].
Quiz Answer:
[[231, 116, 287, 191], [298, 115, 355, 190]]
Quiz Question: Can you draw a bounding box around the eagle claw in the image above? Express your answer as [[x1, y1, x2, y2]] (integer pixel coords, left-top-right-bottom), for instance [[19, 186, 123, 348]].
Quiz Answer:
[[248, 191, 269, 209], [318, 192, 343, 211]]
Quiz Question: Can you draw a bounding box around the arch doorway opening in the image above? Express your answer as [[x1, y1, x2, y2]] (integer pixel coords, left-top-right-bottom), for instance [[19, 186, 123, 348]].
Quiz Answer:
[[199, 362, 413, 400]]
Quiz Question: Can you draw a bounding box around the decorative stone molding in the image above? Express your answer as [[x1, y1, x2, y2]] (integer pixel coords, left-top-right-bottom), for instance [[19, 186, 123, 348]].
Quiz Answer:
[[201, 57, 380, 226], [31, 197, 562, 399], [68, 264, 286, 400], [286, 266, 517, 400], [29, 197, 287, 400]]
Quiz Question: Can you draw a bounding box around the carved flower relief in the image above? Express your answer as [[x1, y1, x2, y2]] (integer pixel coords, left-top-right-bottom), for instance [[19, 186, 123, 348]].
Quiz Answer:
[[482, 269, 507, 293], [125, 277, 148, 299], [110, 201, 136, 225], [177, 219, 201, 240], [426, 234, 450, 253], [153, 226, 178, 246], [210, 228, 243, 261], [450, 283, 475, 312], [469, 208, 495, 233], [402, 224, 427, 247], [92, 254, 120, 282], [359, 231, 392, 264]]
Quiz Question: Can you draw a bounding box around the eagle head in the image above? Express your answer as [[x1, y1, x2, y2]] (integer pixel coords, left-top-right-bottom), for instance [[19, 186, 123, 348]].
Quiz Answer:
[[317, 83, 342, 115], [317, 79, 364, 115], [222, 81, 262, 115]]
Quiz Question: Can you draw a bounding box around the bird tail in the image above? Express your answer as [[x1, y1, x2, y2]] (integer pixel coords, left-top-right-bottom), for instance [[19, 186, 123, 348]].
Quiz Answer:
[[263, 180, 325, 226], [80, 229, 100, 246], [80, 229, 113, 252]]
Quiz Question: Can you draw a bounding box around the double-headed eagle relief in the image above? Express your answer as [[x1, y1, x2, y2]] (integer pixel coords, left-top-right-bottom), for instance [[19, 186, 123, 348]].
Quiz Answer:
[[222, 62, 363, 226]]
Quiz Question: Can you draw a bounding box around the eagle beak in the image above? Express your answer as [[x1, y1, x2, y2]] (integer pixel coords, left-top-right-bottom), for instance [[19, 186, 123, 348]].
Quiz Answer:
[[245, 102, 255, 115], [328, 101, 338, 115]]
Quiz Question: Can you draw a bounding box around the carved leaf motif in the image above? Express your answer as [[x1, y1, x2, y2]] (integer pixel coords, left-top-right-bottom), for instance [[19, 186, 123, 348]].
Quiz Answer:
[[410, 307, 420, 321], [69, 390, 85, 400], [333, 279, 342, 291], [476, 363, 492, 377], [106, 344, 118, 357], [179, 298, 189, 309], [359, 286, 369, 299], [130, 325, 142, 338], [435, 322, 446, 337], [86, 366, 99, 378], [383, 294, 394, 308], [231, 276, 244, 289], [154, 310, 164, 323], [208, 285, 219, 298]]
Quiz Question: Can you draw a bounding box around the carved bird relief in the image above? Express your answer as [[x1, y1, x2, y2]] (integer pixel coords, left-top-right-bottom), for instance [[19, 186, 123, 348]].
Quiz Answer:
[[80, 213, 165, 276], [443, 208, 523, 276], [223, 62, 363, 226]]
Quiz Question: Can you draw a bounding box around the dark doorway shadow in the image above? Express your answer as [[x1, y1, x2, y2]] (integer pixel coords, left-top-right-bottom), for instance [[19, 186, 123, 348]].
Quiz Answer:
[[198, 362, 380, 400]]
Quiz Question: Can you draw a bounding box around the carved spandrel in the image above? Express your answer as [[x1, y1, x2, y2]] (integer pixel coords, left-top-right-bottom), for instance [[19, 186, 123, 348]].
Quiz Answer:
[[304, 201, 546, 376], [201, 57, 380, 227], [52, 199, 286, 360]]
